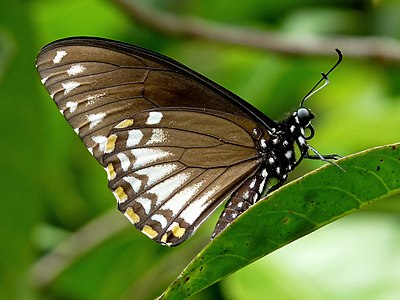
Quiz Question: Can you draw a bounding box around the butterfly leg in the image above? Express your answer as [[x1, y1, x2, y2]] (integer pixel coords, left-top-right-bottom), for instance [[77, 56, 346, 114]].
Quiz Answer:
[[305, 145, 344, 171]]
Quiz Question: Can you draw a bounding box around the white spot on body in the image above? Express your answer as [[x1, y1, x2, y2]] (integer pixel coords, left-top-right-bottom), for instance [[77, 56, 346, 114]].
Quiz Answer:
[[231, 212, 238, 219], [237, 201, 243, 208], [117, 153, 131, 171], [161, 181, 204, 216], [53, 50, 67, 64], [126, 129, 144, 147], [146, 112, 163, 125], [67, 64, 86, 76], [130, 148, 172, 169], [91, 135, 107, 153], [87, 112, 106, 129], [136, 197, 152, 214], [62, 81, 80, 95], [66, 101, 78, 113], [276, 167, 281, 175], [290, 125, 296, 133], [146, 128, 168, 145], [268, 157, 275, 164], [285, 150, 293, 159], [298, 136, 306, 146], [151, 214, 168, 228], [179, 185, 220, 224], [123, 176, 142, 193], [136, 163, 178, 187], [260, 138, 267, 149], [272, 138, 279, 145], [283, 140, 289, 147]]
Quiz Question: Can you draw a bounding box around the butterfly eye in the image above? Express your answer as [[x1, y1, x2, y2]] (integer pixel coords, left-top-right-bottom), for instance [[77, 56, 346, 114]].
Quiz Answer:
[[296, 107, 314, 127]]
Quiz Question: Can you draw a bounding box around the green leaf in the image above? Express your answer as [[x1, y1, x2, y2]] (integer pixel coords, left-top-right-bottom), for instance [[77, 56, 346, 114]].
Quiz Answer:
[[160, 143, 400, 299]]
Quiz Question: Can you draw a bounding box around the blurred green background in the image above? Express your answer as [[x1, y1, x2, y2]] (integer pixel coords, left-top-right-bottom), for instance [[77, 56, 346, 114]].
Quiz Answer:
[[1, 0, 399, 299]]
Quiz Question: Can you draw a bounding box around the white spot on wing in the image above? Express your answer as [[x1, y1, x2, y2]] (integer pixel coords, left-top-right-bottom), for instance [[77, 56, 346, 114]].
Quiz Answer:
[[117, 153, 131, 171], [179, 185, 220, 224], [259, 178, 266, 194], [62, 81, 80, 95], [136, 197, 152, 214], [66, 101, 78, 113], [86, 93, 106, 106], [162, 181, 204, 216], [148, 172, 191, 205], [146, 112, 163, 125], [74, 128, 79, 134], [41, 77, 48, 84], [136, 163, 178, 187], [146, 129, 168, 145], [87, 112, 106, 129], [123, 176, 142, 193], [249, 178, 256, 189], [126, 129, 143, 147], [67, 64, 86, 76], [130, 148, 172, 169], [53, 50, 67, 64], [151, 214, 168, 228], [91, 135, 107, 153]]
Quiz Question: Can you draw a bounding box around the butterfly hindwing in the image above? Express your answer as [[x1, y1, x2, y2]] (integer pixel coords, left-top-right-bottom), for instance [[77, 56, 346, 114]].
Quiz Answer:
[[104, 109, 264, 245]]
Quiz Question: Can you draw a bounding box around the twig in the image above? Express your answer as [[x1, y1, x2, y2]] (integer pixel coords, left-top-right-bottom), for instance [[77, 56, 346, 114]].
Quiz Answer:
[[30, 210, 127, 288], [113, 0, 400, 64]]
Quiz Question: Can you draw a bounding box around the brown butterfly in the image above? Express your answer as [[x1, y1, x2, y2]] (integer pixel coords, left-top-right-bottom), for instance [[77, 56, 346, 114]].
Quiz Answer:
[[36, 37, 342, 246]]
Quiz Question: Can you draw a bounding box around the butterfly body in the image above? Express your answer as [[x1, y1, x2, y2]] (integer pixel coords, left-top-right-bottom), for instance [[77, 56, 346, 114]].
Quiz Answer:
[[36, 37, 340, 246]]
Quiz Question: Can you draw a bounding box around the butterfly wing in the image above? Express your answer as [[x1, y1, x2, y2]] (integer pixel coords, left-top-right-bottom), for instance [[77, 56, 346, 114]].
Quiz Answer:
[[36, 37, 275, 163], [36, 37, 272, 245], [105, 108, 263, 245]]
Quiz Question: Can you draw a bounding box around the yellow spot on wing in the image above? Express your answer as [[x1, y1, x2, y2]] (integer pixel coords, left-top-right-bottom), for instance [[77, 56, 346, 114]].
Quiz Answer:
[[124, 207, 140, 224], [105, 134, 117, 153], [142, 225, 158, 239], [113, 186, 127, 203], [115, 119, 134, 129], [161, 233, 168, 243], [170, 222, 185, 238], [106, 163, 116, 180]]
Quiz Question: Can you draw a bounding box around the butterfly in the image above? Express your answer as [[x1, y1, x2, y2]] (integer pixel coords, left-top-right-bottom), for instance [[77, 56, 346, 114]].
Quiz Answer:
[[36, 37, 342, 246]]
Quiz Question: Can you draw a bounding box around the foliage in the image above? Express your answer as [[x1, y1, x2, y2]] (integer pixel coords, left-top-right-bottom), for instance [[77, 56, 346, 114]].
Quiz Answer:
[[1, 0, 399, 299]]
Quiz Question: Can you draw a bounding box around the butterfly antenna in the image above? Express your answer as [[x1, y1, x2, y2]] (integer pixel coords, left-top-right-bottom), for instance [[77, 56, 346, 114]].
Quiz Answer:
[[300, 49, 343, 107]]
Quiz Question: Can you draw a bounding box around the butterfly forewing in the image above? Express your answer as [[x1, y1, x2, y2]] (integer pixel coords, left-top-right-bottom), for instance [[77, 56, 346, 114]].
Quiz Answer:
[[104, 109, 263, 245], [36, 38, 275, 162]]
